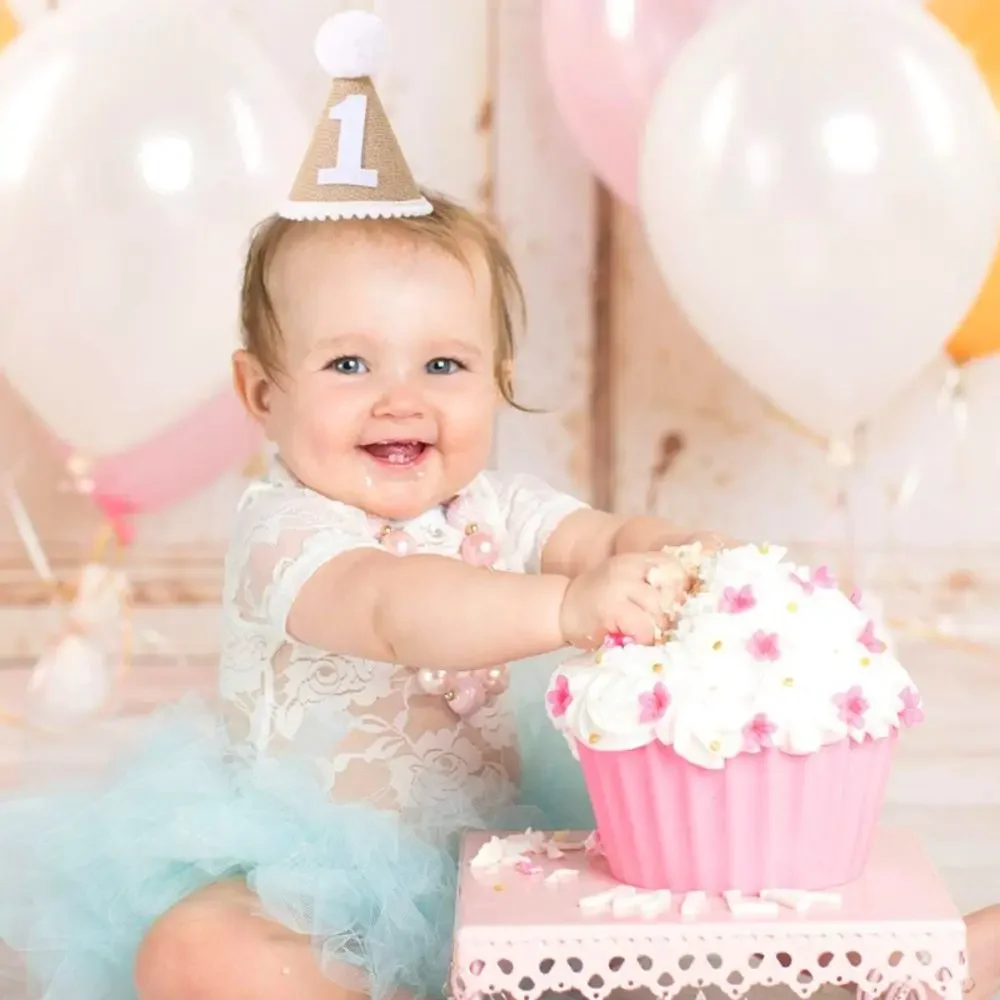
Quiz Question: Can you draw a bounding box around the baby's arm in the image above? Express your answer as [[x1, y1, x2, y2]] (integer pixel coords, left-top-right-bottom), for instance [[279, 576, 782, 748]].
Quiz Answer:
[[249, 476, 685, 668], [289, 549, 570, 669], [490, 471, 708, 579], [542, 509, 722, 578]]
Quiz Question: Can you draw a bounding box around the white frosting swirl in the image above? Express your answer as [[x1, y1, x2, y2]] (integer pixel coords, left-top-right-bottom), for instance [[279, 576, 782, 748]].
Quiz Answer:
[[546, 544, 923, 769]]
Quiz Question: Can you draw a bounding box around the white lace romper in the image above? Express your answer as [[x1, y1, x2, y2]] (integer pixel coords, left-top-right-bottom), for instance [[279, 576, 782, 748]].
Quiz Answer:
[[218, 460, 588, 818]]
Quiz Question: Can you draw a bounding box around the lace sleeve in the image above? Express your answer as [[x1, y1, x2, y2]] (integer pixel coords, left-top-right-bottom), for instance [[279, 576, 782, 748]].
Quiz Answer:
[[226, 481, 381, 639], [487, 472, 589, 574]]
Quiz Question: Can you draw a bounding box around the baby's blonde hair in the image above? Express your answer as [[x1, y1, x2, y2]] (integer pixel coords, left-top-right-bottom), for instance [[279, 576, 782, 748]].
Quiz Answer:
[[239, 190, 528, 408]]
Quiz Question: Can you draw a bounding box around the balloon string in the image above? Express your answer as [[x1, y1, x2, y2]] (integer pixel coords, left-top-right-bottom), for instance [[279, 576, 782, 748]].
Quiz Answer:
[[2, 477, 56, 586], [886, 365, 967, 550]]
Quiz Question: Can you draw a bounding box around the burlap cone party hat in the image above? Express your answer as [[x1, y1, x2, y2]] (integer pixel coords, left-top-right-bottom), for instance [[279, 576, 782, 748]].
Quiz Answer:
[[280, 10, 432, 221]]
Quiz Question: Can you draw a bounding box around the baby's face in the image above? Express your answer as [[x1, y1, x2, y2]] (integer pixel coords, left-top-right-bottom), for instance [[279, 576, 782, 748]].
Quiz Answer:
[[241, 225, 498, 520]]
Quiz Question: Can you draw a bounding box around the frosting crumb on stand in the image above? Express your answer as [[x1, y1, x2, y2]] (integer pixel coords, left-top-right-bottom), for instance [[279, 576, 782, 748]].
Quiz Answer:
[[466, 829, 843, 920], [546, 542, 924, 769]]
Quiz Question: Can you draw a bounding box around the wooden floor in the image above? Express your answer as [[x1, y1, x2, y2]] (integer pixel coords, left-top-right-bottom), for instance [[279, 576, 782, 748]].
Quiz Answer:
[[0, 639, 998, 917]]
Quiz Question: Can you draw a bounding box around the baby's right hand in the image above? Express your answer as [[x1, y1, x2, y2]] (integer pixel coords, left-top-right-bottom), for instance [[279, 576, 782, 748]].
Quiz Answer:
[[558, 552, 687, 649]]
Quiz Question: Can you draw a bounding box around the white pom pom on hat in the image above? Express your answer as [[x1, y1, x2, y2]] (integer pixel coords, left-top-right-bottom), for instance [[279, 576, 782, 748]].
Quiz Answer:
[[313, 10, 387, 79], [279, 9, 432, 222]]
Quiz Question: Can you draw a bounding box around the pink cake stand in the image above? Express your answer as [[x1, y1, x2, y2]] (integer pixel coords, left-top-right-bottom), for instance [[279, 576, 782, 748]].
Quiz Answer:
[[450, 828, 966, 1000]]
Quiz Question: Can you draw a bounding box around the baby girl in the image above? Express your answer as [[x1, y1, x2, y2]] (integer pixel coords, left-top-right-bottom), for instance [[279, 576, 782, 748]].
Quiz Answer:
[[134, 18, 712, 998], [0, 14, 713, 1000], [2, 13, 991, 1000]]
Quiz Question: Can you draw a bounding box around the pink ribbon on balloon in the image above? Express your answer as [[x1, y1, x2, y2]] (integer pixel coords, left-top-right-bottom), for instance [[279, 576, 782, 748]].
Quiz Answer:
[[541, 0, 726, 204], [54, 387, 262, 545]]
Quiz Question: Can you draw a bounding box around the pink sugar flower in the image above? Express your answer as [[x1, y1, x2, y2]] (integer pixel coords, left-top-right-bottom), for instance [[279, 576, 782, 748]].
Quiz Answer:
[[746, 630, 781, 661], [514, 859, 543, 876], [833, 685, 870, 728], [742, 713, 777, 752], [638, 682, 671, 724], [546, 675, 573, 718], [857, 620, 887, 654], [720, 584, 757, 614], [602, 631, 634, 649], [791, 566, 836, 594], [898, 687, 925, 728]]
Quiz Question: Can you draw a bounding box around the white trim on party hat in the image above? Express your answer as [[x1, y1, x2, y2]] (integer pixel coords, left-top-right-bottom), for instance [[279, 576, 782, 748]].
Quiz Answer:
[[281, 198, 437, 222], [279, 10, 433, 222]]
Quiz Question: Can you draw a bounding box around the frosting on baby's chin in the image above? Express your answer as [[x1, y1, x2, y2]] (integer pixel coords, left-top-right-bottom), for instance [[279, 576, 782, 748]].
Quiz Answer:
[[546, 543, 923, 770]]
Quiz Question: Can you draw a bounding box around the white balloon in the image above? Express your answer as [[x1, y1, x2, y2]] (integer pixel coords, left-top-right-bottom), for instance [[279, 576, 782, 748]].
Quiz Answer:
[[639, 0, 1000, 440], [0, 0, 309, 455]]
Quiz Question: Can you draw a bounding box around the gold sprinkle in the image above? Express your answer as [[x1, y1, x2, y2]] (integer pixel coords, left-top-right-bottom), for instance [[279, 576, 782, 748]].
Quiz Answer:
[[782, 677, 795, 687], [595, 651, 603, 665], [493, 884, 505, 892], [588, 733, 601, 745], [709, 740, 722, 753], [860, 657, 871, 667], [466, 523, 479, 535], [712, 640, 724, 651], [787, 602, 798, 613], [759, 543, 771, 554], [652, 662, 663, 673]]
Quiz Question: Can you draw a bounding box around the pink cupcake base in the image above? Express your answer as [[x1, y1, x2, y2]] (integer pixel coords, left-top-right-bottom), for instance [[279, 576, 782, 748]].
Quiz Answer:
[[576, 734, 896, 893]]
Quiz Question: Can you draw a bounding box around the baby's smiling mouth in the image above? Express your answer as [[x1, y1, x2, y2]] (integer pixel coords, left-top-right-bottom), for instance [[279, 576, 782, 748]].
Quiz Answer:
[[361, 441, 430, 466]]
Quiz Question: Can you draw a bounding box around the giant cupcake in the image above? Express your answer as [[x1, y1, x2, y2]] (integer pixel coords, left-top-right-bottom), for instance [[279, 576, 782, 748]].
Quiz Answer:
[[546, 543, 924, 893]]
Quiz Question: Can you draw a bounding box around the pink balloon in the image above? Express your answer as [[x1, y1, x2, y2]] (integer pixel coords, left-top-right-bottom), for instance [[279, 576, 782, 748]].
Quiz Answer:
[[542, 0, 726, 204], [54, 387, 262, 539]]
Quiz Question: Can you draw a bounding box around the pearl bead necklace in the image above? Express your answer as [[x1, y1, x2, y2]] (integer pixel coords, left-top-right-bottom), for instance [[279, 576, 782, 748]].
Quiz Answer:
[[368, 493, 510, 717]]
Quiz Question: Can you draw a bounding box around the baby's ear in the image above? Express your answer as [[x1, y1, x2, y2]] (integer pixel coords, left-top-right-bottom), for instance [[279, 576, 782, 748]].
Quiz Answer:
[[232, 350, 271, 421]]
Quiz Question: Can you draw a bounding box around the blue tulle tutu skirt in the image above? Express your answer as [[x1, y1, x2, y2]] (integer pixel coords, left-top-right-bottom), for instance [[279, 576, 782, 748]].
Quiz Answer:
[[0, 655, 592, 1000]]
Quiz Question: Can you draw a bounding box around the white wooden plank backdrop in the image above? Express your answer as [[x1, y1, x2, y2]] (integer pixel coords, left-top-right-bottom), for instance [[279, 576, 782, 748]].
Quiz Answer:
[[0, 0, 997, 916]]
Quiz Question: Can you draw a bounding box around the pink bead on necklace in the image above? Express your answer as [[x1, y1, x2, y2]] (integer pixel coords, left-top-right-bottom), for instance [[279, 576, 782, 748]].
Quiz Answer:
[[378, 527, 417, 557], [369, 494, 509, 716], [446, 493, 500, 569]]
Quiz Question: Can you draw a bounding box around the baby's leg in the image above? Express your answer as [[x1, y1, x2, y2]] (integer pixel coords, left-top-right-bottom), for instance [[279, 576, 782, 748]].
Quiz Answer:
[[965, 904, 1000, 1000], [134, 878, 376, 1000]]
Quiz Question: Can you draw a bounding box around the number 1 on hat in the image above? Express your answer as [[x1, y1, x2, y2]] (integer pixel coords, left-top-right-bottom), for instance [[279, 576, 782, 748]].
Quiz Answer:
[[318, 93, 378, 188]]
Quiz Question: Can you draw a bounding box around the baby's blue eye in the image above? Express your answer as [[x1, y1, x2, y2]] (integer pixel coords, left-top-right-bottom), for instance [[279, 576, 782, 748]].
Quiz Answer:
[[327, 356, 368, 374], [426, 357, 464, 375]]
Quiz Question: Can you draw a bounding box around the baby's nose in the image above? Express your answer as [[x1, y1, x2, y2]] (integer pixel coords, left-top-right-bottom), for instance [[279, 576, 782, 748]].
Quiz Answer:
[[372, 380, 427, 418]]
